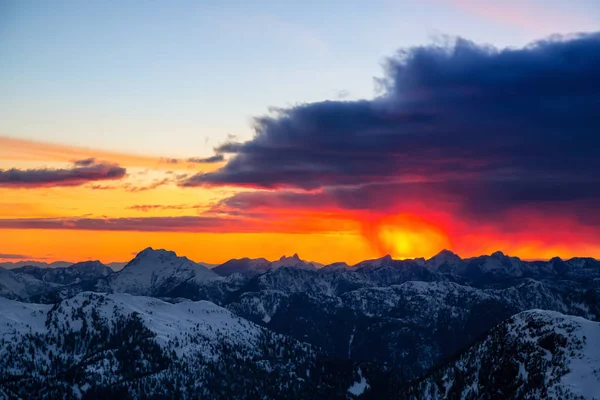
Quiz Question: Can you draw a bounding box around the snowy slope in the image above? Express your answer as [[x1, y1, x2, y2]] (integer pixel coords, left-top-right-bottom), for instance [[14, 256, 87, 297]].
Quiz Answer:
[[13, 260, 113, 285], [0, 267, 59, 302], [405, 310, 600, 399], [0, 296, 49, 337], [42, 292, 265, 360], [105, 247, 221, 295], [0, 292, 369, 399]]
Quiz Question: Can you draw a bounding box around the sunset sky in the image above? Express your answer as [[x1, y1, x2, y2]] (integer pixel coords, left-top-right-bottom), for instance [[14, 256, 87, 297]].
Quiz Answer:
[[1, 1, 599, 264]]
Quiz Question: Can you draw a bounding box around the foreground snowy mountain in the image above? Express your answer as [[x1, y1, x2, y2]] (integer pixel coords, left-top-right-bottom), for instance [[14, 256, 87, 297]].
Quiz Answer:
[[0, 292, 380, 399], [403, 310, 600, 399]]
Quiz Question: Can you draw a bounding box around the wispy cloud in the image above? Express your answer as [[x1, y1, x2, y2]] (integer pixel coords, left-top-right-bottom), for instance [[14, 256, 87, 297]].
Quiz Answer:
[[128, 204, 204, 212], [124, 178, 172, 192], [0, 160, 126, 188], [73, 157, 96, 167], [0, 137, 212, 172], [0, 214, 355, 234], [187, 155, 225, 164], [0, 253, 34, 259]]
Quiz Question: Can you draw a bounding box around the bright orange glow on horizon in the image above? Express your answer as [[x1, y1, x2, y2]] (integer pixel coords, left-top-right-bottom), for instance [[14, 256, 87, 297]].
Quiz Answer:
[[2, 137, 600, 265]]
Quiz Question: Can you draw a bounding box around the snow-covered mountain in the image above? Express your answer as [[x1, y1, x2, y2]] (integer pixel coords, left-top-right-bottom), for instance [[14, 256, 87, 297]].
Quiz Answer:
[[212, 254, 323, 277], [1, 248, 600, 398], [0, 267, 59, 302], [102, 247, 221, 296], [228, 277, 600, 378], [271, 254, 321, 270], [353, 254, 394, 269], [426, 249, 463, 269], [0, 292, 375, 399], [404, 310, 600, 399], [0, 260, 72, 269], [12, 260, 113, 285], [212, 257, 271, 276]]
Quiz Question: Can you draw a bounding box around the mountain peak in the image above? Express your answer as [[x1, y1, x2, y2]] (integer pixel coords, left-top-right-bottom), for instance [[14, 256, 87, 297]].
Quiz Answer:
[[73, 260, 104, 267], [430, 249, 461, 261], [438, 249, 458, 256], [109, 248, 219, 296], [427, 249, 462, 268], [491, 250, 506, 258], [280, 253, 301, 261], [134, 247, 178, 261]]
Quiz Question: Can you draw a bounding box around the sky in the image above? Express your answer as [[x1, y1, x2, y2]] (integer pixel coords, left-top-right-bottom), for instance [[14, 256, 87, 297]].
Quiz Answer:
[[1, 0, 599, 264]]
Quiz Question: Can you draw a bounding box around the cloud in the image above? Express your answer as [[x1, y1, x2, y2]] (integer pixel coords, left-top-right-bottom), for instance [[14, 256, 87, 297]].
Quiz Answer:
[[187, 155, 225, 164], [128, 204, 203, 212], [125, 178, 171, 192], [85, 175, 181, 192], [87, 184, 120, 190], [0, 160, 127, 188], [0, 215, 352, 234], [73, 158, 96, 166], [0, 253, 33, 259], [0, 137, 203, 172], [181, 32, 600, 223]]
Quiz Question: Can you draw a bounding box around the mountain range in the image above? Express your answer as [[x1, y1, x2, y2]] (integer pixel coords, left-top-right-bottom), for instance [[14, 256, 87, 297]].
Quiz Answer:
[[1, 248, 599, 399]]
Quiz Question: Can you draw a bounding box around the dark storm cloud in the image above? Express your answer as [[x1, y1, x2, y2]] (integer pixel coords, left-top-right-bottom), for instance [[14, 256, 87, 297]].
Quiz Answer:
[[217, 179, 600, 228], [0, 161, 127, 188], [181, 32, 600, 217]]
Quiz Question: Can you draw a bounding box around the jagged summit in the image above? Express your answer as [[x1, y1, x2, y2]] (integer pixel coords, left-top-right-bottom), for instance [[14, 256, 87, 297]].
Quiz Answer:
[[277, 253, 301, 262], [106, 247, 220, 296], [133, 247, 175, 259], [272, 254, 317, 270]]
